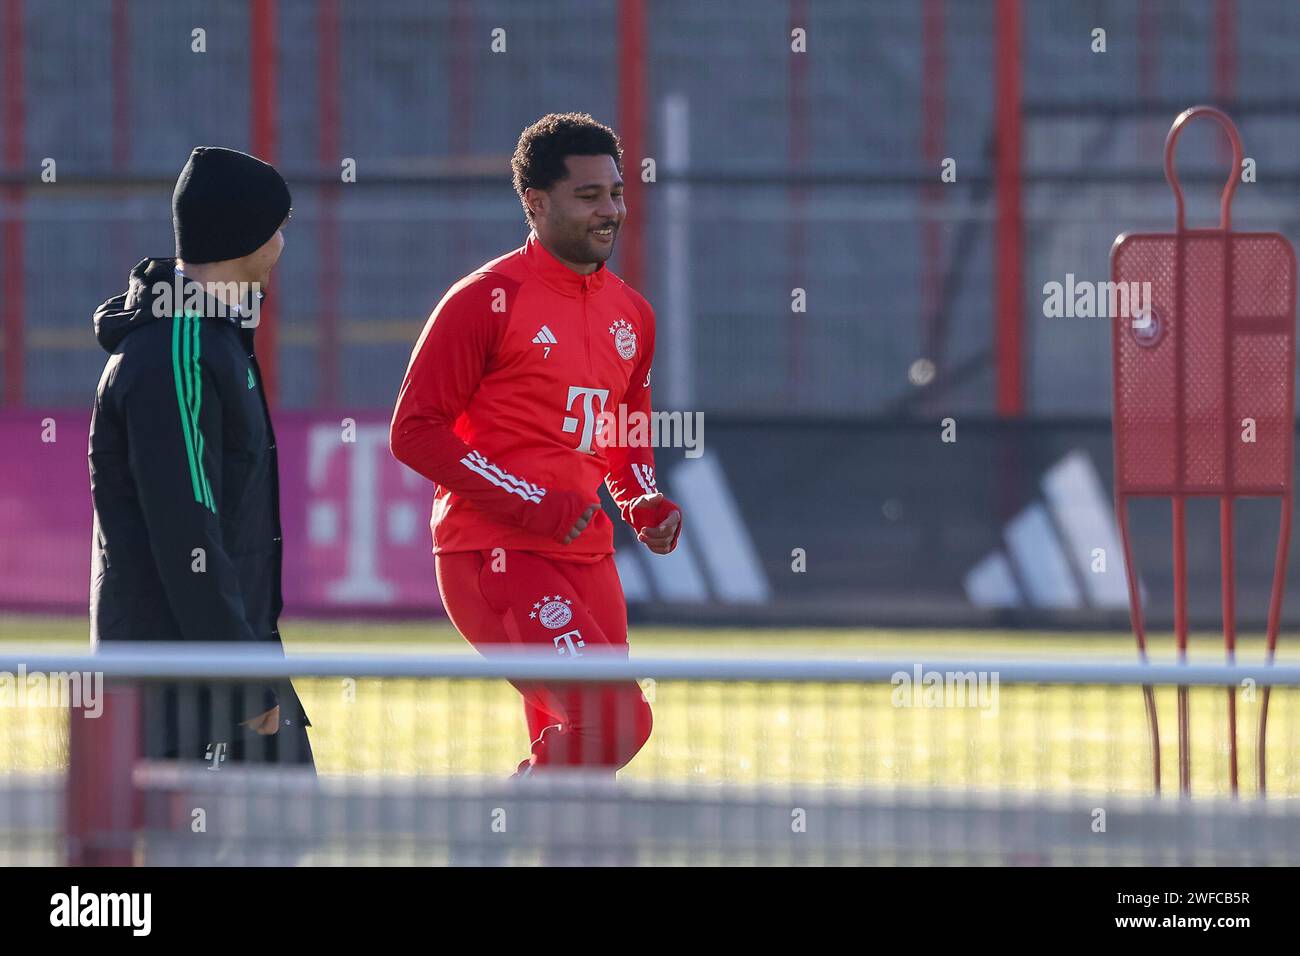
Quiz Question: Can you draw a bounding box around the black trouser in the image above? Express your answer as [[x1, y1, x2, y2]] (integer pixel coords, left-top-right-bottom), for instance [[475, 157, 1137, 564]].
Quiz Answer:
[[140, 679, 315, 769], [136, 680, 318, 865]]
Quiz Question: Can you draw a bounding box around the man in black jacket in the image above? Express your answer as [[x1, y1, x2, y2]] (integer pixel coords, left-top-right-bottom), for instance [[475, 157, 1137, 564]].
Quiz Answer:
[[89, 146, 312, 769]]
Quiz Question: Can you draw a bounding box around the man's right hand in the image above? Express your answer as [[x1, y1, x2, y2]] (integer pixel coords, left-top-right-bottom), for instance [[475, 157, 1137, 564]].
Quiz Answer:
[[520, 489, 600, 544], [562, 504, 599, 544]]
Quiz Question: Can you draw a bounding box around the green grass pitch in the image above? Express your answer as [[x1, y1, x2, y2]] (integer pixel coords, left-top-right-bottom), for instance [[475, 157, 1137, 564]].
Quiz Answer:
[[2, 615, 1297, 798]]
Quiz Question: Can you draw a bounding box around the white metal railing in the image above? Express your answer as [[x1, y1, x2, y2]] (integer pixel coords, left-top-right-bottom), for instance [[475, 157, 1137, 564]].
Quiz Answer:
[[3, 644, 1299, 686]]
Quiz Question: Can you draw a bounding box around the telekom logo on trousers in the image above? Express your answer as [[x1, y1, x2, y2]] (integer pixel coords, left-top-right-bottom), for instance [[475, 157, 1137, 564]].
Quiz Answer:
[[562, 386, 609, 454], [552, 629, 586, 656]]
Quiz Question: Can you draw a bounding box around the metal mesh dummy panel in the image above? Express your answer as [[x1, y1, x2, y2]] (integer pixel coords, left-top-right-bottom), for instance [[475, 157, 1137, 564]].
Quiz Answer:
[[1112, 107, 1296, 499], [1112, 231, 1295, 495]]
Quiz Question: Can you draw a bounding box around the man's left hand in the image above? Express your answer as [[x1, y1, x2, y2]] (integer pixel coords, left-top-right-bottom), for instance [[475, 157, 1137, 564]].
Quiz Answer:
[[240, 705, 281, 735], [631, 492, 682, 555]]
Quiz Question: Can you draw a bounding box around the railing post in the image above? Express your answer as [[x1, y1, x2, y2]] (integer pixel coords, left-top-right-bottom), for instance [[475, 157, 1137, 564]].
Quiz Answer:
[[66, 683, 141, 866]]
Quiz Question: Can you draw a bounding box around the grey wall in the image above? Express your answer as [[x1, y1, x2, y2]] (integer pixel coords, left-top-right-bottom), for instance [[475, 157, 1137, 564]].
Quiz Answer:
[[9, 0, 1300, 415]]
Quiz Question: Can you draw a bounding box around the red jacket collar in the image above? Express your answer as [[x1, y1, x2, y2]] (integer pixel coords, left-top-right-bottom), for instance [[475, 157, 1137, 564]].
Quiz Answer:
[[523, 232, 608, 296]]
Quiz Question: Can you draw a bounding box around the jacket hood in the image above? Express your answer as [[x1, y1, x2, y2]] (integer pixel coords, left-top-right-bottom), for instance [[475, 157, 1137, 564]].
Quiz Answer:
[[93, 258, 180, 353]]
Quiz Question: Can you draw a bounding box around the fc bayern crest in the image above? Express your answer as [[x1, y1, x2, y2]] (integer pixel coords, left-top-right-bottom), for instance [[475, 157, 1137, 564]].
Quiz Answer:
[[538, 596, 573, 629], [609, 318, 637, 360]]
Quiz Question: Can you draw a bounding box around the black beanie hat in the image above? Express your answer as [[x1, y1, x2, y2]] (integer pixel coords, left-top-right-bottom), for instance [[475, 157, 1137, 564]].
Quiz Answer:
[[172, 146, 291, 264]]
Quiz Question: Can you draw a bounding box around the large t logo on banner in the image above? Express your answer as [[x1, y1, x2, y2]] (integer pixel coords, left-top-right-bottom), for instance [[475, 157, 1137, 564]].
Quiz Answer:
[[308, 423, 395, 602], [1111, 105, 1296, 797]]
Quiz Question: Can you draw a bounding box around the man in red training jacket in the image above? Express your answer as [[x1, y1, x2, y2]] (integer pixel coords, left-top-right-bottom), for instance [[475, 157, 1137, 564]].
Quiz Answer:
[[390, 113, 681, 776]]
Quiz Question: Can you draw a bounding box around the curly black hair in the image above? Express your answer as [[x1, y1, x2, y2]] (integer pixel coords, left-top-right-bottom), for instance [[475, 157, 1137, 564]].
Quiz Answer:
[[511, 113, 623, 224]]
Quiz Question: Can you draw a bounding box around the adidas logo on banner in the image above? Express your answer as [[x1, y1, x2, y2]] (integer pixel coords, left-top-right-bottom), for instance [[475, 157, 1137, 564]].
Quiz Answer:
[[964, 450, 1138, 610], [532, 325, 557, 345]]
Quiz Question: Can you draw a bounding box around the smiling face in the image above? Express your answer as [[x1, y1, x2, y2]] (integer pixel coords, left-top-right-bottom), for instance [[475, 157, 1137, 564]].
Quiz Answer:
[[525, 154, 625, 273]]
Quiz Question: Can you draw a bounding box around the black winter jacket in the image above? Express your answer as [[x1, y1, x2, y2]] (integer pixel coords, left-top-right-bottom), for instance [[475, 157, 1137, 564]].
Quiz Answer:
[[89, 258, 304, 730]]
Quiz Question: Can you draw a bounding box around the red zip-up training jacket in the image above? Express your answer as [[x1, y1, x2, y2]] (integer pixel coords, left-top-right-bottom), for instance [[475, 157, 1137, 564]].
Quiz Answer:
[[391, 233, 662, 562]]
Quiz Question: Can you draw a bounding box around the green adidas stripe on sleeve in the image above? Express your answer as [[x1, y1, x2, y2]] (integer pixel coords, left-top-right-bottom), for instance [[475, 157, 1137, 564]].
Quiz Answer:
[[171, 313, 216, 513], [187, 313, 216, 511]]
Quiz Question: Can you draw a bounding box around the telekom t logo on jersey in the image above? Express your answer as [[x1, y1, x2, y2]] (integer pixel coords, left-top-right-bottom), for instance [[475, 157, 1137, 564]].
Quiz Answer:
[[562, 386, 610, 453]]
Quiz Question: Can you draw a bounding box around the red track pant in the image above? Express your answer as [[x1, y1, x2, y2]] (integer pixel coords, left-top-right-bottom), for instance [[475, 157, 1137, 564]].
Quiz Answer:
[[435, 549, 653, 775]]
